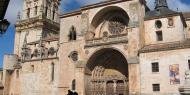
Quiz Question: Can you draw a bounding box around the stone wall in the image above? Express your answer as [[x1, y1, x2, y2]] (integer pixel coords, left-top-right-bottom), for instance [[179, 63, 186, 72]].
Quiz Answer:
[[144, 16, 185, 45], [7, 59, 58, 95], [139, 49, 190, 95]]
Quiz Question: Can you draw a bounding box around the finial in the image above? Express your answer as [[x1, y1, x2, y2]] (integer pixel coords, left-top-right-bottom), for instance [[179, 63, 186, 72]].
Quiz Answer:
[[17, 11, 21, 20], [23, 32, 29, 48]]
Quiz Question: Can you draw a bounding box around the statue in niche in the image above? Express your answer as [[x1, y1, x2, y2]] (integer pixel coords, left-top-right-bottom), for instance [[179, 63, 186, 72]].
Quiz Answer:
[[37, 37, 48, 59], [32, 49, 38, 58], [129, 3, 139, 27], [48, 47, 56, 56]]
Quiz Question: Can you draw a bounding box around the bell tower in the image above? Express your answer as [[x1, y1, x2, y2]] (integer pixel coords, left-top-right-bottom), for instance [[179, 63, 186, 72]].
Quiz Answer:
[[22, 0, 60, 22], [14, 0, 61, 56]]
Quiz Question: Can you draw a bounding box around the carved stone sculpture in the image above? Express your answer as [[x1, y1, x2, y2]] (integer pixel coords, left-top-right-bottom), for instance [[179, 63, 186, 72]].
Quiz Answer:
[[48, 47, 56, 56], [69, 51, 78, 62], [85, 31, 95, 40], [108, 17, 125, 35], [179, 70, 190, 95]]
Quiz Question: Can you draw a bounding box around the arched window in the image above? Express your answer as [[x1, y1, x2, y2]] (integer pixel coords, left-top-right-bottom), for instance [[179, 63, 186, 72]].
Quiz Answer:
[[16, 70, 19, 78], [35, 6, 38, 16], [69, 26, 77, 41], [69, 51, 78, 62], [72, 79, 76, 91], [52, 10, 55, 20], [51, 63, 55, 81], [45, 6, 48, 17], [31, 65, 34, 73], [27, 8, 30, 18]]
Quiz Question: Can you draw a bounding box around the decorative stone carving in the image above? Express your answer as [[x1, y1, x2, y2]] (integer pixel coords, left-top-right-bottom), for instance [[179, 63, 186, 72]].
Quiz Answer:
[[85, 31, 95, 40], [129, 3, 139, 27], [81, 12, 89, 36], [69, 51, 78, 62], [21, 48, 31, 61], [13, 63, 22, 69], [85, 34, 128, 48], [32, 49, 38, 58], [48, 47, 56, 56], [185, 70, 190, 84], [123, 44, 128, 50], [102, 31, 109, 42], [103, 31, 108, 37], [168, 17, 174, 26], [108, 17, 125, 35], [37, 37, 48, 59]]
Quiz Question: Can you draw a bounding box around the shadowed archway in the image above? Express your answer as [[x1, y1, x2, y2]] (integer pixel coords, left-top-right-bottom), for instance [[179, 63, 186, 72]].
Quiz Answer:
[[90, 6, 130, 31], [85, 48, 129, 95]]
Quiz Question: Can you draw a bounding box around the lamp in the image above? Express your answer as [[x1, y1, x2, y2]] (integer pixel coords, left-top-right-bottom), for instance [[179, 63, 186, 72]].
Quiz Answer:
[[0, 19, 10, 34]]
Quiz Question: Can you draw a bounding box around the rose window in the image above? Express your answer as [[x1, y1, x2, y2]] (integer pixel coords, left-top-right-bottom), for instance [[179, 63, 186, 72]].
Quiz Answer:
[[108, 17, 125, 35]]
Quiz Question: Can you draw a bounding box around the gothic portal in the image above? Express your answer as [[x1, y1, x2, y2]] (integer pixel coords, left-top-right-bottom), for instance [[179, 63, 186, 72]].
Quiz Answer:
[[86, 49, 129, 95]]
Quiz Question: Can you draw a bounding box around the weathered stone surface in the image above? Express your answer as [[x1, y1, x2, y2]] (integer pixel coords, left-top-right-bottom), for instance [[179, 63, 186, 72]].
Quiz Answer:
[[2, 0, 190, 95]]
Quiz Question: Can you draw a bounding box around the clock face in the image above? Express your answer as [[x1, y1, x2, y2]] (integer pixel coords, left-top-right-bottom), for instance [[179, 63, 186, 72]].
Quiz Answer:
[[108, 17, 125, 35]]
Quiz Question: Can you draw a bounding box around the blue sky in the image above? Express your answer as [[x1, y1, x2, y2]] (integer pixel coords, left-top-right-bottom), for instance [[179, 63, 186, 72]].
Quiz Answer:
[[0, 0, 190, 67]]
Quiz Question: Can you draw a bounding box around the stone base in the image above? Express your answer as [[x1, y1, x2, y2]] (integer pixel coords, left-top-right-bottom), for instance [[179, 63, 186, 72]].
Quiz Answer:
[[179, 86, 190, 95]]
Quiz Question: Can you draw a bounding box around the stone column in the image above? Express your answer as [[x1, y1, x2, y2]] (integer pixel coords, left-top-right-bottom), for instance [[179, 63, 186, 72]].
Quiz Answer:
[[75, 61, 86, 95], [128, 57, 140, 95]]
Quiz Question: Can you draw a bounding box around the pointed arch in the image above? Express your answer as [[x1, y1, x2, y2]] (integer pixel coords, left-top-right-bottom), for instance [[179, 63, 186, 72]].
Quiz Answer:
[[72, 79, 76, 91], [51, 63, 55, 81], [69, 26, 77, 41]]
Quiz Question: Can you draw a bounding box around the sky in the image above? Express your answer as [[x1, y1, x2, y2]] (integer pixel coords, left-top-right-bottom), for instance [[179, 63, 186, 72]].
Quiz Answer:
[[0, 0, 190, 67]]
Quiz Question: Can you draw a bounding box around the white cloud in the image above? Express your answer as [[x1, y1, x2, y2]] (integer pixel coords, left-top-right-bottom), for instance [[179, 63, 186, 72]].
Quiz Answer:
[[146, 0, 190, 12], [75, 0, 107, 5], [4, 0, 190, 24], [5, 0, 23, 24], [61, 0, 107, 12]]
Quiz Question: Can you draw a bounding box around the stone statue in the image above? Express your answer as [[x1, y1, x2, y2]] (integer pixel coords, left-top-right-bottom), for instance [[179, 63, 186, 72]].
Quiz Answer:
[[179, 70, 190, 95]]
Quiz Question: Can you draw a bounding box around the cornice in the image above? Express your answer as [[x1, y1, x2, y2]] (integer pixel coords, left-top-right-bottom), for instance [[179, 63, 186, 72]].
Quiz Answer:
[[16, 16, 60, 31], [139, 40, 190, 53]]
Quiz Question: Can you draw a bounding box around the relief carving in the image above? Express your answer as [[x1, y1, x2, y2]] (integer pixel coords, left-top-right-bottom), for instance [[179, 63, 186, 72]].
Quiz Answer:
[[129, 3, 139, 27], [108, 18, 125, 35], [81, 12, 89, 36], [85, 31, 95, 40], [69, 51, 78, 62]]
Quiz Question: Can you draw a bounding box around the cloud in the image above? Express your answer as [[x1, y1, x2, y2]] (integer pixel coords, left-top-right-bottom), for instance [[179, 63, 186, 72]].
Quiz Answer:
[[146, 0, 190, 12], [62, 0, 106, 6], [5, 0, 23, 24], [4, 0, 190, 24], [75, 0, 107, 5], [61, 0, 107, 13]]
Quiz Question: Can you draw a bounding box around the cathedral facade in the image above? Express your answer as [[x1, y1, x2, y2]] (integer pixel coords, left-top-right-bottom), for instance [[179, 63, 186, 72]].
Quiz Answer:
[[2, 0, 190, 95]]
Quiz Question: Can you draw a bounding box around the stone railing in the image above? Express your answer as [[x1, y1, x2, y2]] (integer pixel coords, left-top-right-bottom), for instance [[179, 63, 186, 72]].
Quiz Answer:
[[85, 34, 128, 48], [16, 16, 41, 24]]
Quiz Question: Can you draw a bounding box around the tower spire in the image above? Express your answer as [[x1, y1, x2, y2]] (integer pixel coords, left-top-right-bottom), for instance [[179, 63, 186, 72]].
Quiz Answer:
[[155, 0, 168, 9]]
